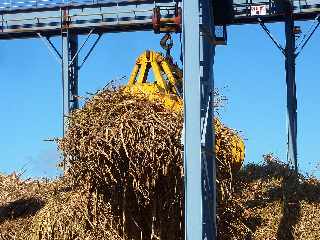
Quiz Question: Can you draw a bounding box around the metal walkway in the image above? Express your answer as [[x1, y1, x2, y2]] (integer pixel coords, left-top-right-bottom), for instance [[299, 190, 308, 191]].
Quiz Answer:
[[0, 0, 178, 39], [1, 0, 319, 40]]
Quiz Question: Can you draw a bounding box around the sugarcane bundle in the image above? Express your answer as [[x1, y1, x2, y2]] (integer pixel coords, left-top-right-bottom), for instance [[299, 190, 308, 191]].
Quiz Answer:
[[56, 86, 248, 239], [58, 88, 184, 239]]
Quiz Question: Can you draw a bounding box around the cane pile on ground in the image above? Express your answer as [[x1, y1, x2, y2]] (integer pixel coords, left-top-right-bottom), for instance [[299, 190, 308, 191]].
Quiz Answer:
[[0, 173, 70, 240], [234, 154, 320, 240], [1, 88, 320, 240]]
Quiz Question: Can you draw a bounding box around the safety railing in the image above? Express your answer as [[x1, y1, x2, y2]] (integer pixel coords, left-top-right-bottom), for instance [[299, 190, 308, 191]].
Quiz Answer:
[[0, 0, 178, 11], [0, 9, 156, 29], [0, 0, 178, 38], [0, 0, 101, 10]]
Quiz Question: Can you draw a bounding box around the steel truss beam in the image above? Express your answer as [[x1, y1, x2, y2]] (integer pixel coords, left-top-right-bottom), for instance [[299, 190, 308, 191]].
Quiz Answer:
[[285, 10, 298, 173], [0, 1, 179, 40], [60, 29, 103, 134], [0, 0, 176, 14], [37, 33, 62, 63], [259, 14, 298, 172], [62, 30, 79, 135], [37, 13, 103, 135], [258, 16, 298, 172], [258, 10, 320, 173], [183, 0, 216, 238]]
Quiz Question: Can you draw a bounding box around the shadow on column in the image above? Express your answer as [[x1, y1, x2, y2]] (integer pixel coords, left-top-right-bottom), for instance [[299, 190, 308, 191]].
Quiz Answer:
[[276, 172, 301, 240]]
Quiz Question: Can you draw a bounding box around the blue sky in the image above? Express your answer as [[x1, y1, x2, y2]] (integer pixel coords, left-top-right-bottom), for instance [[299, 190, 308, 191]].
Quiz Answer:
[[0, 20, 319, 179]]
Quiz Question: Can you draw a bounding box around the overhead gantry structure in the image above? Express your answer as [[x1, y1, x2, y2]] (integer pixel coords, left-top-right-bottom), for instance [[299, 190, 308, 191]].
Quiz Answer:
[[0, 0, 181, 134], [1, 0, 320, 239]]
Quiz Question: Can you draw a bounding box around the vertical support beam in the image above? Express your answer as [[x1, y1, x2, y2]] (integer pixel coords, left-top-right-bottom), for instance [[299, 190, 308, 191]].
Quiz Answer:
[[183, 0, 202, 236], [285, 8, 298, 173], [62, 30, 79, 135], [200, 0, 216, 238], [183, 0, 216, 239]]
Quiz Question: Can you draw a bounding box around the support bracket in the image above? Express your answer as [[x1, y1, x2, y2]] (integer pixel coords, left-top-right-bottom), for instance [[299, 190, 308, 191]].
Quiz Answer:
[[37, 33, 62, 63], [69, 28, 95, 67], [258, 18, 286, 55], [79, 33, 103, 70], [295, 15, 320, 57]]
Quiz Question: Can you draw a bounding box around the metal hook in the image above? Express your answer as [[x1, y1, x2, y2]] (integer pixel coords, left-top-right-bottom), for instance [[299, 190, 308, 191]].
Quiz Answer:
[[160, 33, 173, 58]]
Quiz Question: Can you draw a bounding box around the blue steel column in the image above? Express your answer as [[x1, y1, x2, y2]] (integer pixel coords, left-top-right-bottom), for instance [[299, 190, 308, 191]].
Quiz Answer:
[[183, 0, 216, 239], [285, 8, 298, 172], [62, 30, 79, 135], [183, 0, 202, 236], [200, 0, 216, 238]]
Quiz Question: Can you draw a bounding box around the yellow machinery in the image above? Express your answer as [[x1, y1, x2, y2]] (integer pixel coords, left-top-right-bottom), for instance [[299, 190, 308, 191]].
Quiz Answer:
[[124, 49, 245, 172], [125, 50, 183, 112]]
